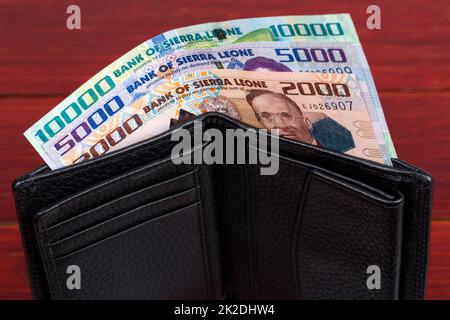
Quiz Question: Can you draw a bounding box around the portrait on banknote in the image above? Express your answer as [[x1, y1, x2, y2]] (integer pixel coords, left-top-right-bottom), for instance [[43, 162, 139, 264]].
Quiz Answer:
[[243, 89, 356, 152], [243, 56, 293, 72]]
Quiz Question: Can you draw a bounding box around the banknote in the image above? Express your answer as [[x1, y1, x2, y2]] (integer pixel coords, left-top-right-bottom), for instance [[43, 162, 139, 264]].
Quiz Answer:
[[118, 40, 391, 159], [25, 14, 394, 168], [35, 69, 389, 168]]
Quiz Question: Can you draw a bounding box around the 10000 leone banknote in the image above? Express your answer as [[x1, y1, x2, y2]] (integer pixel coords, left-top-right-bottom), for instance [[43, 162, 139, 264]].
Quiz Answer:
[[24, 14, 393, 169]]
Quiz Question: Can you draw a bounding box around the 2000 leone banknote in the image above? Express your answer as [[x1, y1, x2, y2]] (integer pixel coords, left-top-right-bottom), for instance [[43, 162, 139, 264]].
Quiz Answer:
[[24, 14, 394, 169], [37, 69, 389, 167]]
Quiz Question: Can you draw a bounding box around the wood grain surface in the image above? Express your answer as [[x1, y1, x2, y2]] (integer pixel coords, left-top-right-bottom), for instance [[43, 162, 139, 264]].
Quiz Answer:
[[0, 0, 449, 299]]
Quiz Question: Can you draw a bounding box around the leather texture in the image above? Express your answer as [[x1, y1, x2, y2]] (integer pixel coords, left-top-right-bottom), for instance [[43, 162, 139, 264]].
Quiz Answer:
[[12, 113, 433, 300]]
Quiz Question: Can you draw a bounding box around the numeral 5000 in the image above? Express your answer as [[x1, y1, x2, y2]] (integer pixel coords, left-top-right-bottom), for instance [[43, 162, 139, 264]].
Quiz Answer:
[[275, 47, 347, 63]]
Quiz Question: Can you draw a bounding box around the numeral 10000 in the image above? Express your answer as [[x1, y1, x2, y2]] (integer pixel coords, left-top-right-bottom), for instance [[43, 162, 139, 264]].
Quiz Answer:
[[269, 23, 344, 38], [34, 75, 116, 145]]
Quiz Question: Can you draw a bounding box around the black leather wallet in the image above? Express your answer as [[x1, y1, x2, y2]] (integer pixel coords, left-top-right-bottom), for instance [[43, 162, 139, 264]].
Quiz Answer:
[[12, 113, 432, 300]]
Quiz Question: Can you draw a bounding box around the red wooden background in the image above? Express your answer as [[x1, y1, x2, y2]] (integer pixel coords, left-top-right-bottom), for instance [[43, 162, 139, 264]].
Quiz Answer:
[[0, 0, 449, 299]]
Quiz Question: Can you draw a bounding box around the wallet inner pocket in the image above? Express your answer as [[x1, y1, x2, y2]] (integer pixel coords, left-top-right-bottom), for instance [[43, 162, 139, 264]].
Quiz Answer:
[[42, 170, 198, 243], [293, 169, 404, 299], [41, 187, 199, 259], [48, 202, 214, 299], [240, 148, 403, 299]]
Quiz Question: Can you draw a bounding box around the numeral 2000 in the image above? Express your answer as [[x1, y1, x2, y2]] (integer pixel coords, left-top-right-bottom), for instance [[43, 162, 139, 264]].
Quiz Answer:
[[72, 113, 144, 164], [281, 82, 350, 97]]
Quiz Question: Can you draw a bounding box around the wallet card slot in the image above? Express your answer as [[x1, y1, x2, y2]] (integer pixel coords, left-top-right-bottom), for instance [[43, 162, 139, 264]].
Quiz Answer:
[[292, 170, 404, 299], [47, 203, 213, 299], [42, 187, 199, 258], [43, 170, 197, 243], [35, 155, 197, 229]]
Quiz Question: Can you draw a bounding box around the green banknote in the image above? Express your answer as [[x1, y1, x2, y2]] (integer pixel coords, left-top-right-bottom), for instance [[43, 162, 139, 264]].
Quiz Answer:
[[24, 14, 393, 169]]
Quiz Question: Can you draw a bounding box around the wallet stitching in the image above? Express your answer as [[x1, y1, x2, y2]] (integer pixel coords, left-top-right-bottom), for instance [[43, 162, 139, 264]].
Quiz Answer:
[[13, 184, 47, 299], [419, 181, 432, 297], [414, 177, 429, 298], [384, 195, 403, 299], [291, 170, 312, 299], [393, 201, 404, 300], [413, 176, 420, 297], [193, 167, 211, 299], [400, 175, 426, 299], [418, 181, 432, 297], [47, 242, 62, 299], [244, 164, 255, 299], [40, 218, 63, 299]]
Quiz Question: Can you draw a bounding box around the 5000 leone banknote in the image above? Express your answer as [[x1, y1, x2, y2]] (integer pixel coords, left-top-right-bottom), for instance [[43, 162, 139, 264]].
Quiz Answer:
[[51, 70, 389, 168]]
